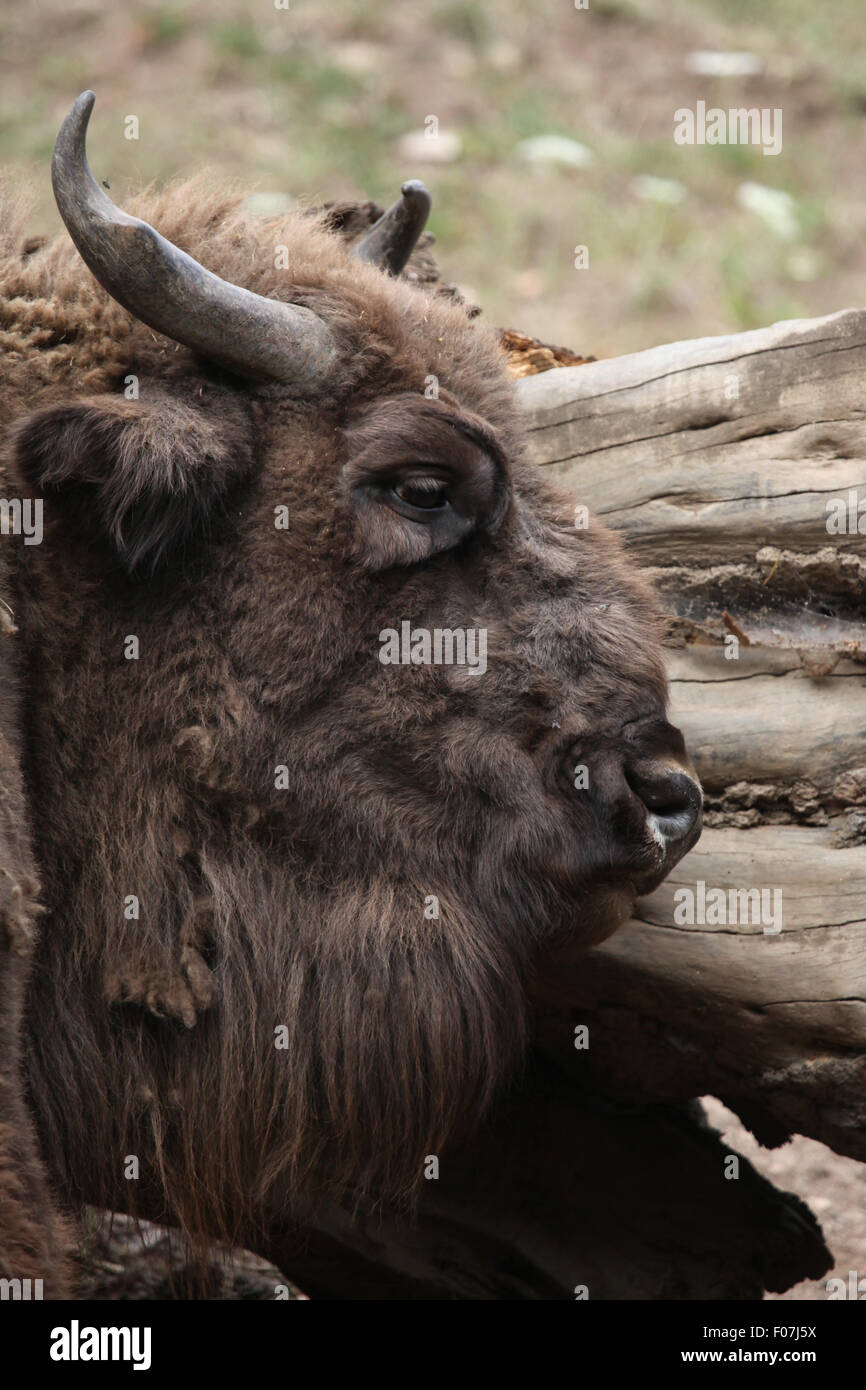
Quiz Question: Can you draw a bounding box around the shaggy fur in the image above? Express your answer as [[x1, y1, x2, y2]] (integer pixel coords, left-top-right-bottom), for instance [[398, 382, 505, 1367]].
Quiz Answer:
[[0, 175, 683, 1256], [0, 543, 70, 1294]]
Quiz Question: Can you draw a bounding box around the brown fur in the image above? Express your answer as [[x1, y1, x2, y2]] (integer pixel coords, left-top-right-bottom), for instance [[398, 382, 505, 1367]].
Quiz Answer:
[[1, 174, 680, 1256], [0, 193, 71, 1292], [0, 555, 71, 1295]]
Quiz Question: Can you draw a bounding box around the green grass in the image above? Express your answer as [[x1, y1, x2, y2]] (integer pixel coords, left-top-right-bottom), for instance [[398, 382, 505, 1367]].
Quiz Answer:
[[210, 18, 263, 60], [434, 1, 494, 51], [138, 7, 190, 49]]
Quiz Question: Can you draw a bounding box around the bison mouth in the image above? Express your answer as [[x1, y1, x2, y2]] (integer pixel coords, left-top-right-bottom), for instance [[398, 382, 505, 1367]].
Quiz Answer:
[[551, 714, 703, 901]]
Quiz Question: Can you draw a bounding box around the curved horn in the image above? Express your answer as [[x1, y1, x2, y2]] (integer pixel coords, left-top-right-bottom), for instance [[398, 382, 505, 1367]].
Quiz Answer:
[[52, 92, 337, 386], [352, 180, 431, 276]]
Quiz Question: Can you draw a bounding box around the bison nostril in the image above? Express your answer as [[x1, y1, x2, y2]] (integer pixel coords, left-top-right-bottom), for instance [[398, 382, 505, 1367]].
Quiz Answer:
[[626, 765, 703, 848]]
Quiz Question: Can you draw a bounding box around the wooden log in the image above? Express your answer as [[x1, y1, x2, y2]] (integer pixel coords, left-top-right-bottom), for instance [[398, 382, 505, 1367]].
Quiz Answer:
[[514, 311, 866, 818], [516, 309, 866, 553], [532, 824, 866, 1160], [263, 1058, 831, 1300], [516, 309, 866, 651], [514, 311, 866, 1173], [665, 645, 865, 809]]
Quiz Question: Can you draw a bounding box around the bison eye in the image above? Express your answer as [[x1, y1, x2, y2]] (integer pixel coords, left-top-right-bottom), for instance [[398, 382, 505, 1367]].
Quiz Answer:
[[341, 397, 510, 570], [391, 477, 450, 513]]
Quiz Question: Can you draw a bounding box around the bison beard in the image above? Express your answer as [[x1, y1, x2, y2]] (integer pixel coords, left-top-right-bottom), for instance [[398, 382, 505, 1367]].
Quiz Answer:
[[0, 95, 700, 1265]]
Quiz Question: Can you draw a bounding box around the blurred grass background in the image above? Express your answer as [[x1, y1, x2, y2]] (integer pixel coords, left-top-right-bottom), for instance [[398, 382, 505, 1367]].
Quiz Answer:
[[1, 0, 865, 356]]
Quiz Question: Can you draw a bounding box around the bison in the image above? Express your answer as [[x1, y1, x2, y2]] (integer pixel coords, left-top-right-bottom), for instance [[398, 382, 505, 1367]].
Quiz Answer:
[[0, 92, 701, 1291]]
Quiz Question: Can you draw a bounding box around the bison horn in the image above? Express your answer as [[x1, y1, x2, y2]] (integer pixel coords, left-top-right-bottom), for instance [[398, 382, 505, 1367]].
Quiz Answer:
[[352, 180, 431, 276], [52, 92, 338, 385]]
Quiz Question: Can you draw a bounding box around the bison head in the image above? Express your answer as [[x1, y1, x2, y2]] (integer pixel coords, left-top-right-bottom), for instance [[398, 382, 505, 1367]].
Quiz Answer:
[[11, 94, 700, 1232]]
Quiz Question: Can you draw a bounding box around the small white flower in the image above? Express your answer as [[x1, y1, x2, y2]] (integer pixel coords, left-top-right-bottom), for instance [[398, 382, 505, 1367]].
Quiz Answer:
[[686, 51, 763, 77], [736, 182, 798, 241], [515, 135, 595, 169], [631, 175, 687, 205]]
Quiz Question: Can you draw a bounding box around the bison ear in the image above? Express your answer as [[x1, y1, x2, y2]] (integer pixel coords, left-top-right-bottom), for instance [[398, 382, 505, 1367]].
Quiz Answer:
[[12, 390, 254, 573]]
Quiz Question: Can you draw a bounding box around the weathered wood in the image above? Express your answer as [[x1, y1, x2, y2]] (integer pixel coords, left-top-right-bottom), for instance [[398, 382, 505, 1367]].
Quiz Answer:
[[532, 825, 866, 1157], [516, 310, 866, 653], [516, 309, 866, 557], [515, 311, 866, 1177], [666, 645, 865, 807], [514, 310, 866, 834], [517, 308, 866, 823]]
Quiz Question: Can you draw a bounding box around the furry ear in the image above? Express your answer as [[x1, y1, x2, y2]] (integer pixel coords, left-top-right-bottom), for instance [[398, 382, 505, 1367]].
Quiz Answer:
[[12, 389, 255, 573]]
